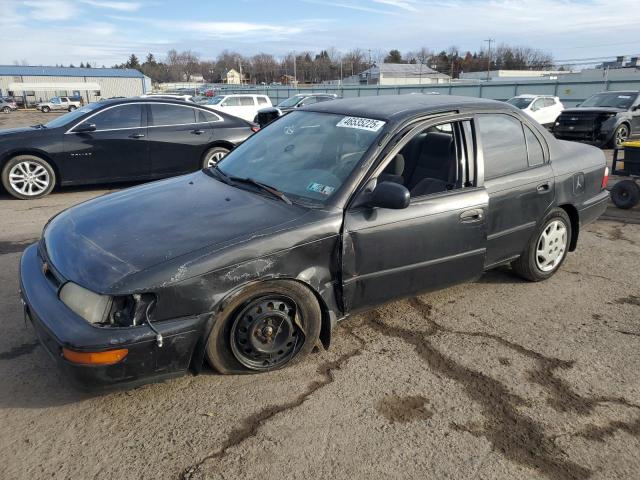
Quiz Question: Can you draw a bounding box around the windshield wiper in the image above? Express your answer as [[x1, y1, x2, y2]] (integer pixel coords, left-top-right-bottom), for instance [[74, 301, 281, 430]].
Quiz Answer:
[[208, 165, 235, 185], [229, 176, 292, 205]]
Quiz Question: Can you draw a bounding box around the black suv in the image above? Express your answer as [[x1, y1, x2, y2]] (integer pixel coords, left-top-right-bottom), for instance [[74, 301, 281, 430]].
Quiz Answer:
[[553, 90, 640, 147], [255, 93, 338, 127]]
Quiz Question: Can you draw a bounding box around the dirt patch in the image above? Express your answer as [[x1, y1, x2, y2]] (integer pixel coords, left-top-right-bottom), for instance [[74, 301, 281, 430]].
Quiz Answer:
[[376, 395, 433, 424], [498, 357, 511, 366], [0, 239, 37, 255], [0, 341, 39, 360], [615, 295, 640, 307], [609, 225, 637, 246]]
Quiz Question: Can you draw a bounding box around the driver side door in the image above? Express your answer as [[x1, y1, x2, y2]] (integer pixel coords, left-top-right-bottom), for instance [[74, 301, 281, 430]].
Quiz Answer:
[[341, 116, 489, 313]]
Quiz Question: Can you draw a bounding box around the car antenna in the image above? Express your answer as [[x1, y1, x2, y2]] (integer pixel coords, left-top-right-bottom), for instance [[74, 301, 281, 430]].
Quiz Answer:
[[139, 295, 163, 347]]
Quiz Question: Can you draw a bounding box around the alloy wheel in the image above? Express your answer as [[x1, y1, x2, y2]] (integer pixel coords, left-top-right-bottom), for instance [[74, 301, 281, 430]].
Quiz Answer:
[[8, 161, 51, 197], [615, 125, 629, 146], [206, 150, 227, 168], [230, 296, 303, 370], [535, 220, 567, 272]]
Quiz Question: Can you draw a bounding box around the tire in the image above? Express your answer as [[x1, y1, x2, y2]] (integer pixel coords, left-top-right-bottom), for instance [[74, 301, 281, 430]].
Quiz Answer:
[[68, 105, 77, 112], [205, 280, 322, 375], [512, 208, 572, 282], [610, 124, 630, 148], [2, 106, 10, 114], [1, 155, 56, 200], [202, 146, 229, 169], [611, 180, 640, 209], [41, 106, 50, 113]]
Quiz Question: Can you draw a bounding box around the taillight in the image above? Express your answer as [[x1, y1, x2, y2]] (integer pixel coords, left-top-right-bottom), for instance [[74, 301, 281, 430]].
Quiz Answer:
[[601, 166, 609, 190]]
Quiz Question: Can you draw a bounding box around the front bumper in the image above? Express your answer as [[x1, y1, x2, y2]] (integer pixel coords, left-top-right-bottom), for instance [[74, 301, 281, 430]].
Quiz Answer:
[[19, 244, 209, 390]]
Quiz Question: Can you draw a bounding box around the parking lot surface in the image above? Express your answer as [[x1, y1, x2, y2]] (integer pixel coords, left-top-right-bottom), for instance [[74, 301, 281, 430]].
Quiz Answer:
[[1, 112, 639, 480]]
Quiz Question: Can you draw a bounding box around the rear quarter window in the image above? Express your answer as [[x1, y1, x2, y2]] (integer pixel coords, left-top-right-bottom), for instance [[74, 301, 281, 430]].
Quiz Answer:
[[477, 114, 528, 178], [524, 125, 545, 166]]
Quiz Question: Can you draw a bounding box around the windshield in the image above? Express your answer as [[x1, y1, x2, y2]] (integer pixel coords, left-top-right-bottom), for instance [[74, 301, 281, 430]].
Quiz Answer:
[[277, 96, 303, 108], [44, 103, 102, 128], [506, 97, 534, 109], [217, 111, 385, 205], [207, 96, 224, 105], [581, 92, 638, 109]]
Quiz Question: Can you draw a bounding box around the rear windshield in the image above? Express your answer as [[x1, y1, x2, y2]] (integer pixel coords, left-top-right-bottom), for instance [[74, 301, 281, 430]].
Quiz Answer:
[[277, 96, 303, 108], [506, 97, 533, 109]]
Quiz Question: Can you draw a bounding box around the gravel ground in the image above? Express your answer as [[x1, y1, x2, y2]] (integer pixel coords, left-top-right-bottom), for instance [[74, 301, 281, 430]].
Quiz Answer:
[[0, 111, 639, 480]]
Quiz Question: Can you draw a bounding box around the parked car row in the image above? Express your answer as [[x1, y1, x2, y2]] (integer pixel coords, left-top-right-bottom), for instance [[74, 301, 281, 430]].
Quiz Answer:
[[0, 98, 258, 199], [17, 94, 610, 388]]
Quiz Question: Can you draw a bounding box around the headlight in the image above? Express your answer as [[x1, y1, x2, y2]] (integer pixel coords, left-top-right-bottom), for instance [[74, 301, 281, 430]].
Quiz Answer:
[[59, 282, 112, 324]]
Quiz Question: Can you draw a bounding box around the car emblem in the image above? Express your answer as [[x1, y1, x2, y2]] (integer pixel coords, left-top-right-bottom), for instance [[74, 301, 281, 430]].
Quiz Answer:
[[569, 126, 574, 130], [284, 126, 294, 135], [573, 173, 585, 194], [570, 117, 578, 121]]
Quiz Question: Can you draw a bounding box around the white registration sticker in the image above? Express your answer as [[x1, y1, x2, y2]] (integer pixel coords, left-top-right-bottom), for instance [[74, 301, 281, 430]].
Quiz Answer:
[[337, 116, 386, 132]]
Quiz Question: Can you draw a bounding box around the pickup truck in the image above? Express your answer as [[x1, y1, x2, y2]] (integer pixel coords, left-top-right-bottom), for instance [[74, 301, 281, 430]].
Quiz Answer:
[[37, 96, 82, 113], [19, 95, 609, 389]]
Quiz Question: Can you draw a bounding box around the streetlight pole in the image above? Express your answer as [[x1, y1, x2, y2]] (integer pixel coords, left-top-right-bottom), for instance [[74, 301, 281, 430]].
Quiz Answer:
[[484, 38, 493, 81]]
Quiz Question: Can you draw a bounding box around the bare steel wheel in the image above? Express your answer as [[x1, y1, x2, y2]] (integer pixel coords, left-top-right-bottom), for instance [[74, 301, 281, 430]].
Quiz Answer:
[[1, 155, 56, 200], [535, 220, 567, 272], [205, 280, 321, 374], [230, 296, 302, 370], [511, 208, 571, 282], [202, 146, 229, 169]]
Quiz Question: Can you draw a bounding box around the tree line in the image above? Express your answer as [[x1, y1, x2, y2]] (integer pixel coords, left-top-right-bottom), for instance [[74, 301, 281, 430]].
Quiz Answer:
[[109, 44, 554, 84]]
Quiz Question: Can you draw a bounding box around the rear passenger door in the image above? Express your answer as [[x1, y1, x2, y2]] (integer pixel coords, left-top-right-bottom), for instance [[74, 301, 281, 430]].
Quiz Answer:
[[146, 103, 215, 176], [478, 113, 554, 268]]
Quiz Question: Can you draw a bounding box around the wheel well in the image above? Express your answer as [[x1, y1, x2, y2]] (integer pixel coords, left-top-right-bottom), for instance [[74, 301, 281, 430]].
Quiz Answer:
[[559, 204, 579, 251], [1, 151, 61, 185], [205, 140, 235, 154]]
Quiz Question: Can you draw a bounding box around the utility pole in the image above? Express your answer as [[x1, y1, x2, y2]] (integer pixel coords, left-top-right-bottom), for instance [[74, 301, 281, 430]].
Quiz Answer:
[[367, 48, 372, 85], [237, 57, 243, 85], [484, 38, 493, 81], [293, 53, 297, 87]]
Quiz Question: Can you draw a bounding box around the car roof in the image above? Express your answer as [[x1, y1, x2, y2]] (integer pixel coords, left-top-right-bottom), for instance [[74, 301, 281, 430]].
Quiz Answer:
[[220, 94, 267, 97], [97, 97, 203, 107], [303, 94, 508, 122], [513, 94, 552, 98]]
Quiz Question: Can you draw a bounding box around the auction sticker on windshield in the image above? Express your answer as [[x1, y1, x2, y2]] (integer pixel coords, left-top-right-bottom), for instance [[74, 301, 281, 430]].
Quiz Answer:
[[337, 116, 386, 132]]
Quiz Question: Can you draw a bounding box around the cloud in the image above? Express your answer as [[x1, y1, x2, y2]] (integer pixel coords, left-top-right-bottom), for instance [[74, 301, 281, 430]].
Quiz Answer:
[[372, 0, 419, 11], [23, 0, 78, 20], [80, 1, 142, 11]]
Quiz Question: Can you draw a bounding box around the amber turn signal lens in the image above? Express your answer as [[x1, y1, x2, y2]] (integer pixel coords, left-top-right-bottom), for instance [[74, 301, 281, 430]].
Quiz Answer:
[[62, 348, 128, 365]]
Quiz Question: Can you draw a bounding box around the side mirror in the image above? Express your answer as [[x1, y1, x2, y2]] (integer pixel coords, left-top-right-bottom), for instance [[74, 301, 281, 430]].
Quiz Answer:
[[73, 122, 96, 133], [368, 181, 410, 209]]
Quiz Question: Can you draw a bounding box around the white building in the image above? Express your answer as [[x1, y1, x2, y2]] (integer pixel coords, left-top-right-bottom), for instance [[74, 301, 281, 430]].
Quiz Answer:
[[348, 63, 450, 85], [0, 65, 149, 106]]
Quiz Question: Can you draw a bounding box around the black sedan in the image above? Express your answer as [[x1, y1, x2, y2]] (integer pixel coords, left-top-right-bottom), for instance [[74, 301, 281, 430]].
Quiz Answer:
[[1, 98, 257, 199], [19, 95, 609, 389]]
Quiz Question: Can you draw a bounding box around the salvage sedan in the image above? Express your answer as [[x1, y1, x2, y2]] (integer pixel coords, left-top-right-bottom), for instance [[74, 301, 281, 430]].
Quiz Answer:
[[20, 95, 610, 389], [1, 98, 257, 199]]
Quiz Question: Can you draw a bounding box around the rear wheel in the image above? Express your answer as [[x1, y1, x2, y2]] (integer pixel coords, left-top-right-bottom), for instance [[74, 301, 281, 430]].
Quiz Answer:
[[68, 105, 77, 112], [202, 146, 229, 169], [512, 208, 571, 281], [205, 280, 321, 374], [1, 106, 10, 114], [1, 155, 56, 200], [611, 180, 640, 209], [41, 106, 50, 113]]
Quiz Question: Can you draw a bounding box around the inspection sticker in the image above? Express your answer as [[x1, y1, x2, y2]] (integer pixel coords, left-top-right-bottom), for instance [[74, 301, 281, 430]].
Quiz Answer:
[[337, 116, 386, 132], [307, 182, 335, 196]]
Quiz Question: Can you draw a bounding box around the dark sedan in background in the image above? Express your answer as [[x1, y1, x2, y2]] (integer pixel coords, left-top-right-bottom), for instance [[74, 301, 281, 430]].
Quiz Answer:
[[0, 98, 258, 199], [255, 93, 338, 127], [553, 90, 640, 147]]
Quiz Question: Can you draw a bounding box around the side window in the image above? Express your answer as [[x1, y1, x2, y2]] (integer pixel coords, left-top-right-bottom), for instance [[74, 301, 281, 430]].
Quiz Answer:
[[222, 97, 241, 107], [477, 114, 528, 178], [257, 97, 269, 105], [149, 104, 196, 126], [300, 96, 318, 106], [197, 109, 222, 123], [531, 99, 545, 111], [524, 125, 544, 166], [91, 104, 143, 130], [378, 120, 474, 198], [544, 98, 555, 107], [239, 97, 255, 106]]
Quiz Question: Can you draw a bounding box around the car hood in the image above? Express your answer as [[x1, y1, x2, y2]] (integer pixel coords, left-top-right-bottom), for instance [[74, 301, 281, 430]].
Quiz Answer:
[[43, 171, 311, 293], [0, 126, 41, 137], [561, 107, 626, 114]]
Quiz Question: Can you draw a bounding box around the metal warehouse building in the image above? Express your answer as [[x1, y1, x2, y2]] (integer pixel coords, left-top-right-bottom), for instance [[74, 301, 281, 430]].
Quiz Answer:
[[0, 65, 150, 107]]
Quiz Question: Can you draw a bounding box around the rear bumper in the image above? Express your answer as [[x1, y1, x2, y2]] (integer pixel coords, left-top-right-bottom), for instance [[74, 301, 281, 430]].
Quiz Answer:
[[578, 190, 609, 226], [19, 244, 209, 390]]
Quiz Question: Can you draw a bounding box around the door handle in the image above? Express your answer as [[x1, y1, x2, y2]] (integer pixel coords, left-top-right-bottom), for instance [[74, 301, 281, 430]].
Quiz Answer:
[[460, 208, 484, 223], [537, 182, 550, 193], [191, 129, 205, 135], [129, 133, 145, 139]]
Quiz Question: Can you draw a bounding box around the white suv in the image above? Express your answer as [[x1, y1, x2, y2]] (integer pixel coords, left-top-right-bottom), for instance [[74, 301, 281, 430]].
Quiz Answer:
[[200, 94, 271, 122], [506, 95, 564, 127]]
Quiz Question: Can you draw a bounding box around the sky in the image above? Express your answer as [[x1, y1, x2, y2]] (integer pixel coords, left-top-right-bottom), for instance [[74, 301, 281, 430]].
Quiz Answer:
[[0, 0, 639, 68]]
